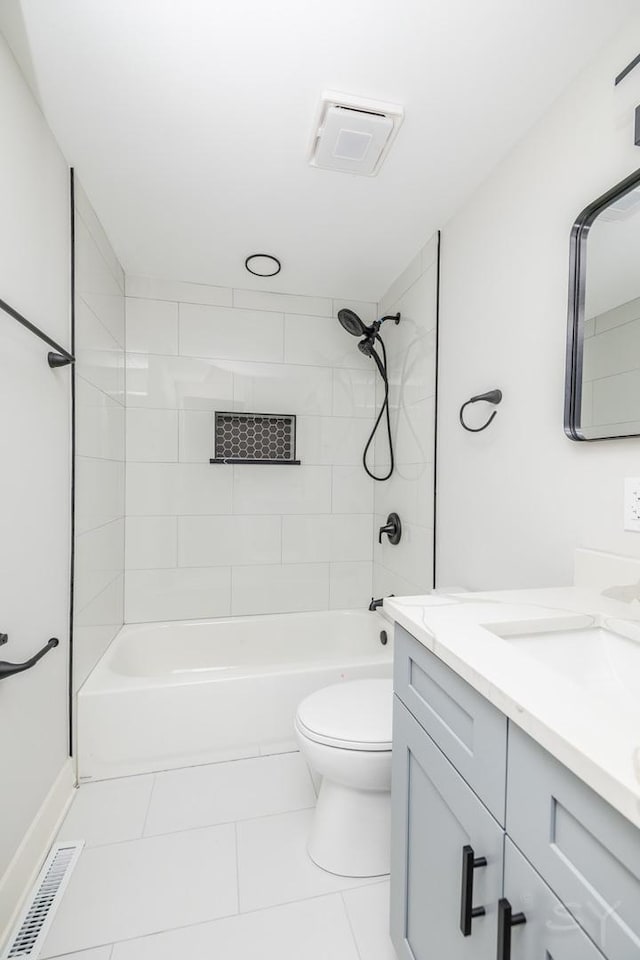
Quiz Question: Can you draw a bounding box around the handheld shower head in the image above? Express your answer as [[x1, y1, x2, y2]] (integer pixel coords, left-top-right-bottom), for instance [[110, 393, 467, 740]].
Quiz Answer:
[[335, 307, 401, 482], [357, 336, 374, 356], [337, 308, 369, 338], [359, 336, 386, 378]]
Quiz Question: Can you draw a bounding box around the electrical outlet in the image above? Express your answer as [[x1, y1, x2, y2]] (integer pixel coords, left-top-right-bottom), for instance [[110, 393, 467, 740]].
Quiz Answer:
[[624, 478, 640, 532]]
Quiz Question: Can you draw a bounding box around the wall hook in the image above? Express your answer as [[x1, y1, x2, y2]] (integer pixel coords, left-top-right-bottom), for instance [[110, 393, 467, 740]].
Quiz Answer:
[[459, 389, 502, 433]]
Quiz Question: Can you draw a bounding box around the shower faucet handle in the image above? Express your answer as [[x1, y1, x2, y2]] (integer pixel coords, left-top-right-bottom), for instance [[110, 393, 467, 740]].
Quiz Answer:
[[378, 513, 402, 545]]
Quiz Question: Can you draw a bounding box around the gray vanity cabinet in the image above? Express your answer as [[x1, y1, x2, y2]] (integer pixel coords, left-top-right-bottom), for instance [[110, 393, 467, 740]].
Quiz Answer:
[[503, 840, 608, 960], [390, 624, 632, 960], [390, 698, 504, 960]]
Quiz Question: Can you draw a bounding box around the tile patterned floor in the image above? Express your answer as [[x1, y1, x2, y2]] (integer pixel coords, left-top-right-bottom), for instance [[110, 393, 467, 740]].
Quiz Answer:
[[41, 751, 397, 960]]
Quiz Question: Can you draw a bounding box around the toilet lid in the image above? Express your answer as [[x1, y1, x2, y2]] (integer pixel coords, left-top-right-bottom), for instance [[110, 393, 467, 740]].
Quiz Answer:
[[296, 679, 393, 751]]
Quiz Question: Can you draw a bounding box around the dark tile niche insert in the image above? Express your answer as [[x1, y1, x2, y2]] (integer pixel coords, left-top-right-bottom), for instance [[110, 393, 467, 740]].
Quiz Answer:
[[210, 411, 301, 465]]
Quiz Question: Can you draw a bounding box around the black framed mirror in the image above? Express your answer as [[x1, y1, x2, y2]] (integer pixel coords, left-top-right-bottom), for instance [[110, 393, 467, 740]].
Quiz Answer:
[[565, 167, 640, 440]]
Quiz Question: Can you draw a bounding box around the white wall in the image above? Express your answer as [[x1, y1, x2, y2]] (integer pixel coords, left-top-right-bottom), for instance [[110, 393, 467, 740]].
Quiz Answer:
[[124, 278, 377, 621], [373, 235, 438, 598], [73, 180, 125, 692], [0, 31, 73, 934], [437, 12, 640, 591]]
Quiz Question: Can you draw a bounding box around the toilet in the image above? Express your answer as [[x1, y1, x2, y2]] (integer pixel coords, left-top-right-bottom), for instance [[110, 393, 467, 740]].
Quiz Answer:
[[294, 678, 393, 878]]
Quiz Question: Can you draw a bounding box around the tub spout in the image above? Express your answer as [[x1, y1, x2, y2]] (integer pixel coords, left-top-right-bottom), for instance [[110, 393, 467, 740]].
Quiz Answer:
[[368, 595, 393, 612]]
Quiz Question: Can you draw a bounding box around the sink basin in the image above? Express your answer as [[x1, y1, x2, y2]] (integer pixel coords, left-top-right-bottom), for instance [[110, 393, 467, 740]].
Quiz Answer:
[[485, 616, 640, 703]]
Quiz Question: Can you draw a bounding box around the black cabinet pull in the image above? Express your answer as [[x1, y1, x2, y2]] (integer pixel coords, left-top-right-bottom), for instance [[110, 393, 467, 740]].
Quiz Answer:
[[460, 844, 487, 936], [497, 897, 526, 960]]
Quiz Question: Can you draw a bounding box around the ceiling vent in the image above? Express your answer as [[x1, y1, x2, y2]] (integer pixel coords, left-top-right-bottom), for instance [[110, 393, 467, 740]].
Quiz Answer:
[[309, 92, 403, 177]]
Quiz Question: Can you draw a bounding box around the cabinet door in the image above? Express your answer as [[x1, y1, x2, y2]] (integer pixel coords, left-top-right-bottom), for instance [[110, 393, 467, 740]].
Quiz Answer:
[[503, 839, 606, 960], [390, 696, 504, 960], [507, 725, 640, 960]]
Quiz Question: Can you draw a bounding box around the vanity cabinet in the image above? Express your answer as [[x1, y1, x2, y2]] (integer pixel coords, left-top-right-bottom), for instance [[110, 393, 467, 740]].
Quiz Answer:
[[391, 625, 637, 960], [390, 699, 503, 960]]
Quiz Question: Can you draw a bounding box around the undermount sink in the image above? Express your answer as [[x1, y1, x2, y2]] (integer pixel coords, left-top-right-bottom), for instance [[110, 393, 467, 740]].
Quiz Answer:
[[485, 615, 640, 702]]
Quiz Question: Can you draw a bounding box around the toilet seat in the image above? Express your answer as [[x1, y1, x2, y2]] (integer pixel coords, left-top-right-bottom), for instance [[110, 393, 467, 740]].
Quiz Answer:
[[295, 679, 392, 752]]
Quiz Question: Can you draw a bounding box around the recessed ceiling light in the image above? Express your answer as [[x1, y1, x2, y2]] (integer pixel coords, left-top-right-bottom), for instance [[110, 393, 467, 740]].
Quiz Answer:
[[245, 254, 281, 277]]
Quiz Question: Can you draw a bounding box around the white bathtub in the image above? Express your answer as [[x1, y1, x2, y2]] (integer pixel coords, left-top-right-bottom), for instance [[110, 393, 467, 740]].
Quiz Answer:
[[77, 609, 393, 780]]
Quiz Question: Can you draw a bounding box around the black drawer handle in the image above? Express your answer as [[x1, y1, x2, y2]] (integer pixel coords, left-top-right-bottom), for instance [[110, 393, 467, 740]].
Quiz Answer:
[[460, 844, 487, 936], [497, 897, 526, 960]]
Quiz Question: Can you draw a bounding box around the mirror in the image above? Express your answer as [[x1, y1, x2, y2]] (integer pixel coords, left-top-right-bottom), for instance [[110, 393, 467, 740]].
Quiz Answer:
[[565, 168, 640, 440]]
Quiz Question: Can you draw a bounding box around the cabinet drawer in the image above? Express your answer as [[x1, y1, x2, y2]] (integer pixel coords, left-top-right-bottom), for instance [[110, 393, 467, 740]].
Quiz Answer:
[[394, 625, 507, 823], [504, 839, 606, 960], [507, 725, 640, 960]]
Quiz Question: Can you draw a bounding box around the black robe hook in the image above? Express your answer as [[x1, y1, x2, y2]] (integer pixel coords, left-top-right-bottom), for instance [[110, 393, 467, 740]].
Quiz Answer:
[[459, 389, 502, 433]]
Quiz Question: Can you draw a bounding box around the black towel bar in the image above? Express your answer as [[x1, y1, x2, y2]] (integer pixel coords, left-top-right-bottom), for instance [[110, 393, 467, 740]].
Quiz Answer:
[[0, 297, 74, 367], [0, 634, 59, 679]]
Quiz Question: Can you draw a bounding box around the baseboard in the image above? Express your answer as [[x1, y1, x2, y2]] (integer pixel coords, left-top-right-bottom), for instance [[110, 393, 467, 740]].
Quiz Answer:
[[0, 759, 76, 946]]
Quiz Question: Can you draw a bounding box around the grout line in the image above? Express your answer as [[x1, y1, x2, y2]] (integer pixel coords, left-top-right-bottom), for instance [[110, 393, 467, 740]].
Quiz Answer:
[[234, 821, 241, 914], [76, 514, 124, 538], [74, 570, 123, 617], [139, 774, 156, 839], [125, 403, 376, 422], [339, 890, 364, 960], [76, 371, 125, 409], [78, 293, 124, 353], [75, 798, 319, 851], [43, 879, 386, 959]]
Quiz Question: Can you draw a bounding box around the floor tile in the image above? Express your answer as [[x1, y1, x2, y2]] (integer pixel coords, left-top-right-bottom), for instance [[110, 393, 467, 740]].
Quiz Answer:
[[144, 753, 315, 836], [343, 881, 397, 960], [57, 776, 154, 847], [112, 894, 359, 960], [236, 809, 370, 912], [41, 825, 237, 957]]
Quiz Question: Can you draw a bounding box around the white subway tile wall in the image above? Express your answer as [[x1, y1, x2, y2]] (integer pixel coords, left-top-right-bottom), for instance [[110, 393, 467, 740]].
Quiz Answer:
[[124, 279, 379, 620], [74, 181, 126, 691], [373, 234, 438, 597]]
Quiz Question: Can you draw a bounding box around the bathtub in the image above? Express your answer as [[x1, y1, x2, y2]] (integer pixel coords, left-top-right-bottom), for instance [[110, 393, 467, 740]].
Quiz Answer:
[[77, 608, 393, 780]]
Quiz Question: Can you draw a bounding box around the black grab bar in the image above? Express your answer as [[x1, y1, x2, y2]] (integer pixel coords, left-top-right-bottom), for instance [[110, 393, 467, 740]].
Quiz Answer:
[[0, 297, 74, 367], [0, 634, 59, 679]]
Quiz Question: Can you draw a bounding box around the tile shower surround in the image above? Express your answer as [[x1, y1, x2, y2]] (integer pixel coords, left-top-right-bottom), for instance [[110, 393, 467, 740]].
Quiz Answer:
[[124, 280, 380, 621]]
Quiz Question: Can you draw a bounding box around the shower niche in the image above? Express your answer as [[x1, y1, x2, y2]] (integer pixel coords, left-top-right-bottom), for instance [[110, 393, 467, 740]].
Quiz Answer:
[[210, 411, 301, 465]]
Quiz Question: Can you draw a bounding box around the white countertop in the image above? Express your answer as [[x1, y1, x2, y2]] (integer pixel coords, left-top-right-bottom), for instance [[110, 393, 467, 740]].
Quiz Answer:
[[384, 586, 640, 830]]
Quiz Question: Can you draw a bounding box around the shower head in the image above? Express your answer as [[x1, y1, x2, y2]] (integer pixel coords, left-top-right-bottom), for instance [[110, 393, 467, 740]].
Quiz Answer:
[[338, 308, 369, 338], [359, 336, 386, 379]]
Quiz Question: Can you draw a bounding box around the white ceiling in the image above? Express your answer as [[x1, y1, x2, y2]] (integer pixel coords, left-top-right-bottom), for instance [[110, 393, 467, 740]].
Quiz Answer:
[[8, 0, 637, 300]]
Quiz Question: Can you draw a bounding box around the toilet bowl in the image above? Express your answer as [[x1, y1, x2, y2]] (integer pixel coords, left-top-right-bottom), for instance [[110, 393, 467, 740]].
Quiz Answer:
[[294, 678, 393, 878]]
